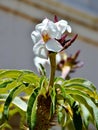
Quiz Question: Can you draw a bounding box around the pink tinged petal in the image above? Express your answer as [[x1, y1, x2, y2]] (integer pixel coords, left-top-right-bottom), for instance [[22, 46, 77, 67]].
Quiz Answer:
[[31, 31, 41, 44], [46, 39, 63, 52], [33, 41, 48, 59]]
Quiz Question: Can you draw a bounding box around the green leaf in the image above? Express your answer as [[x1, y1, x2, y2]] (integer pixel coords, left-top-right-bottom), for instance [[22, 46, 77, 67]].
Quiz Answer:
[[27, 88, 39, 130], [80, 104, 90, 129], [72, 102, 82, 130], [20, 71, 40, 86], [0, 81, 21, 94], [72, 94, 98, 129], [57, 105, 68, 127], [54, 77, 65, 84], [60, 86, 98, 129], [38, 76, 48, 97], [58, 105, 64, 124], [55, 84, 66, 98], [0, 70, 23, 79], [0, 94, 27, 112], [50, 84, 57, 116], [13, 97, 27, 112], [0, 69, 40, 87], [0, 69, 40, 96], [63, 78, 96, 91], [3, 84, 26, 119], [0, 78, 14, 88], [63, 78, 97, 99]]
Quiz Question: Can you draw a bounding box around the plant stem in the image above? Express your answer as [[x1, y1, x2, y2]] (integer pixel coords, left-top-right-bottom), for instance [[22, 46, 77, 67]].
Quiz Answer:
[[48, 52, 56, 87]]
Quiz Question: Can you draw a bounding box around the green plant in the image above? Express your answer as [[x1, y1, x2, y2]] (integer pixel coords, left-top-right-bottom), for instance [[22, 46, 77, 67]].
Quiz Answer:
[[0, 16, 98, 130]]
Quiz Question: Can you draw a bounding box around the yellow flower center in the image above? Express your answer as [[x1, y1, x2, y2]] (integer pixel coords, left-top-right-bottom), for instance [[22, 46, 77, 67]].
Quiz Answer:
[[42, 33, 50, 43]]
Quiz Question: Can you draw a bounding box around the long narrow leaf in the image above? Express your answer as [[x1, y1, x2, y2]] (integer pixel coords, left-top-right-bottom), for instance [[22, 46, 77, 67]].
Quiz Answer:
[[63, 78, 96, 91], [72, 102, 82, 130], [27, 88, 39, 130], [65, 83, 96, 98], [72, 94, 98, 129], [3, 84, 26, 119], [50, 84, 57, 116], [0, 94, 27, 112], [0, 78, 14, 88], [0, 70, 23, 79], [13, 97, 27, 112], [0, 70, 40, 87], [80, 104, 90, 129]]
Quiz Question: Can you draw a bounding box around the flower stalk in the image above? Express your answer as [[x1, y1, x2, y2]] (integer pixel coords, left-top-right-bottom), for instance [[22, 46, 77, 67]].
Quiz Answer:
[[48, 52, 56, 87]]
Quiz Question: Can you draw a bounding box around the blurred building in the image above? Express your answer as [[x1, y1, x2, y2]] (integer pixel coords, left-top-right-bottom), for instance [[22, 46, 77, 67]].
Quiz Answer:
[[0, 0, 98, 90]]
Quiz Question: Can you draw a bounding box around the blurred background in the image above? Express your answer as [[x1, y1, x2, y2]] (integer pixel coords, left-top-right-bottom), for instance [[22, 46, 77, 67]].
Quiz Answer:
[[0, 0, 98, 130]]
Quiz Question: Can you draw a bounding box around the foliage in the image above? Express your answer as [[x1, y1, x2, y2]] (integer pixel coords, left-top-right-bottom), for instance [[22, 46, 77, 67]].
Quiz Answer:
[[0, 70, 98, 130]]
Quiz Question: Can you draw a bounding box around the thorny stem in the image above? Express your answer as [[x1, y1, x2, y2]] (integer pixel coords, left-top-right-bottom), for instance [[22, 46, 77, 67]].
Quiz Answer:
[[48, 52, 56, 87]]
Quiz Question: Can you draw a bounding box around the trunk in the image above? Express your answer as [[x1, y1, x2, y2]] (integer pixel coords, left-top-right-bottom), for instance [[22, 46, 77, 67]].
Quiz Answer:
[[34, 95, 52, 130]]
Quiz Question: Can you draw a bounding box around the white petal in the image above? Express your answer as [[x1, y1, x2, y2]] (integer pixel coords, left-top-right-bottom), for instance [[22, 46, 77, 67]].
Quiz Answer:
[[47, 21, 58, 38], [35, 18, 48, 32], [48, 25, 62, 39], [55, 20, 71, 34], [67, 25, 72, 33], [56, 53, 62, 64], [46, 39, 63, 52], [34, 56, 49, 71], [35, 23, 45, 32], [33, 41, 48, 59], [31, 30, 41, 44], [43, 20, 62, 39], [56, 20, 68, 27], [55, 31, 62, 39], [42, 18, 49, 24]]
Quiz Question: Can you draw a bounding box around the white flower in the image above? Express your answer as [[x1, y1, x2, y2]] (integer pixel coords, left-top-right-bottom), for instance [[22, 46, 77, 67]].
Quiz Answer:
[[34, 52, 67, 72], [34, 56, 49, 71], [31, 18, 72, 59]]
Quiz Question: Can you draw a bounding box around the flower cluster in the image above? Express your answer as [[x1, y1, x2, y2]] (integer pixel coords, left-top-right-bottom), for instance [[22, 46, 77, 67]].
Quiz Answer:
[[31, 17, 73, 59], [31, 16, 78, 73]]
